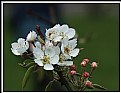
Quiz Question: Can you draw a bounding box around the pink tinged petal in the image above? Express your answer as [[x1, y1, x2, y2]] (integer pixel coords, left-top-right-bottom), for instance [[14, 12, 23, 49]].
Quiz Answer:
[[11, 43, 19, 49], [44, 64, 54, 70], [50, 55, 59, 64], [65, 61, 73, 66], [29, 43, 35, 52], [66, 28, 75, 39], [34, 59, 43, 66], [11, 48, 20, 55], [70, 48, 79, 57]]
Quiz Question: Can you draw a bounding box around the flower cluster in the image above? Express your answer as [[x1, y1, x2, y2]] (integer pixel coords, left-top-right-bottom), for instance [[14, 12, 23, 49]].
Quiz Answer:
[[11, 24, 106, 91], [11, 24, 79, 70]]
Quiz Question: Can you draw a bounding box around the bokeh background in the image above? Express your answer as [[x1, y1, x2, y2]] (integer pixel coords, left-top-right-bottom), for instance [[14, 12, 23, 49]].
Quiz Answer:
[[3, 3, 119, 91]]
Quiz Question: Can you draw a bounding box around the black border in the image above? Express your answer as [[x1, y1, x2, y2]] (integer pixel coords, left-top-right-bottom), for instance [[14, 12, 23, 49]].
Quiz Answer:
[[2, 2, 120, 92]]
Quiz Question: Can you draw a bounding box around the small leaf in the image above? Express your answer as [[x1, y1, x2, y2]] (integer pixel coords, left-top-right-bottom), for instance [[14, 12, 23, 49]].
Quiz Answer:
[[18, 59, 35, 68], [45, 79, 55, 91], [75, 73, 81, 76], [93, 84, 106, 90], [22, 65, 35, 90], [86, 86, 94, 89], [23, 59, 34, 64], [24, 62, 36, 68], [18, 63, 25, 67], [18, 62, 35, 68]]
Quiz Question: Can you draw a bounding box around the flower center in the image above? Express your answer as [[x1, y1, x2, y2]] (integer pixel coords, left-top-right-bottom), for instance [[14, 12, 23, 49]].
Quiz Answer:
[[60, 32, 65, 38], [59, 54, 65, 63], [41, 55, 50, 64], [48, 31, 56, 38], [64, 46, 70, 54]]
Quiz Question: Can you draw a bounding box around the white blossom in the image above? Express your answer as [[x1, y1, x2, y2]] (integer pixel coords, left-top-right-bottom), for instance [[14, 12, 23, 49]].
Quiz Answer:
[[58, 24, 75, 40], [11, 38, 29, 55], [33, 42, 59, 70], [46, 24, 76, 42], [27, 30, 37, 41], [45, 24, 60, 42], [57, 54, 73, 66], [61, 38, 79, 59]]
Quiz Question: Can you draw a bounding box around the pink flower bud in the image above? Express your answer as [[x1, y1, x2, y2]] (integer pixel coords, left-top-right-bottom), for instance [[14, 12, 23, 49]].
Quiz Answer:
[[29, 43, 35, 52], [83, 58, 89, 63], [70, 70, 76, 75], [70, 65, 76, 70], [91, 62, 97, 68], [85, 80, 92, 87], [80, 61, 87, 67], [83, 72, 90, 78]]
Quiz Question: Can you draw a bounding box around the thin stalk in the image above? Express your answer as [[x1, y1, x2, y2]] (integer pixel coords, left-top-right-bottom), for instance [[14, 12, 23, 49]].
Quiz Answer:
[[56, 71, 73, 91]]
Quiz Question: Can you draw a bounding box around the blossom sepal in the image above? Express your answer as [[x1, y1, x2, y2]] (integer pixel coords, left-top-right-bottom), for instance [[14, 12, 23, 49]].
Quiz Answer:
[[92, 84, 106, 90]]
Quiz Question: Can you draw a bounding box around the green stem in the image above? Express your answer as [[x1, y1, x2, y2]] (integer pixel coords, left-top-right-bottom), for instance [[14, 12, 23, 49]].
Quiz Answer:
[[57, 71, 73, 91]]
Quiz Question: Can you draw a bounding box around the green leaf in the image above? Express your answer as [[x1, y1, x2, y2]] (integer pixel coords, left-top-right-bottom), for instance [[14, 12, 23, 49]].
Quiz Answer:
[[22, 65, 35, 90], [18, 59, 35, 68], [93, 84, 106, 90], [86, 86, 94, 89], [23, 59, 34, 64], [45, 79, 55, 91], [18, 62, 35, 68]]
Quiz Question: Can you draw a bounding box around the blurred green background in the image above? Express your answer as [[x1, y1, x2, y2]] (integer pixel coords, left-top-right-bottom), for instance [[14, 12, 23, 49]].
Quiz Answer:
[[3, 3, 119, 91]]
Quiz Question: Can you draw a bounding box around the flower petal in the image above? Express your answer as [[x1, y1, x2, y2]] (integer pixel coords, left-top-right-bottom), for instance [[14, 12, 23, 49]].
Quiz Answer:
[[65, 61, 73, 66], [11, 48, 20, 55], [64, 54, 72, 59], [26, 31, 32, 41], [25, 41, 29, 50], [44, 64, 54, 70], [45, 47, 55, 57], [26, 31, 37, 41], [17, 47, 27, 54], [70, 48, 79, 57], [53, 36, 62, 42], [35, 41, 41, 49], [66, 28, 75, 39], [61, 38, 68, 46], [69, 39, 77, 45], [34, 59, 43, 66], [53, 46, 60, 55], [17, 38, 25, 44], [50, 55, 59, 64], [33, 48, 44, 58], [69, 39, 77, 50], [11, 43, 19, 49], [57, 62, 66, 66], [60, 24, 69, 33]]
